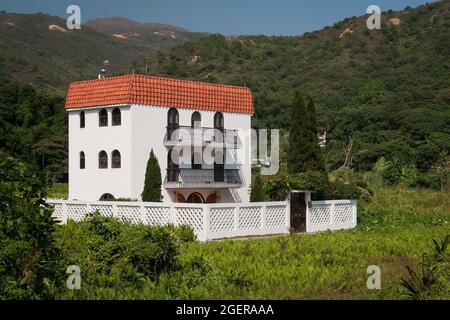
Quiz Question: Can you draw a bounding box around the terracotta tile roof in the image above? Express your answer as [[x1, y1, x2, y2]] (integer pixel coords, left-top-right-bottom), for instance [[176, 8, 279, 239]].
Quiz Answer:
[[65, 74, 254, 114]]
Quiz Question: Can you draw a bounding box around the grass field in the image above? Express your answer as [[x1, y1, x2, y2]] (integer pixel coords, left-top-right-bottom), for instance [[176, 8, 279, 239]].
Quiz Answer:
[[172, 187, 449, 299], [48, 183, 68, 199], [55, 187, 450, 299]]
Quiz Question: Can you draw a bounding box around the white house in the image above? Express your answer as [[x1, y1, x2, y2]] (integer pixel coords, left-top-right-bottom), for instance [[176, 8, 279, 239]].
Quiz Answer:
[[65, 74, 254, 203]]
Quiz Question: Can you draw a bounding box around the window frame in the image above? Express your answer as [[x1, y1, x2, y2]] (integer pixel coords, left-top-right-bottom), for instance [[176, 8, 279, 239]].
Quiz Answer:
[[99, 151, 108, 169], [99, 109, 108, 127], [80, 151, 85, 169], [80, 111, 85, 128], [111, 150, 121, 169], [112, 108, 121, 126]]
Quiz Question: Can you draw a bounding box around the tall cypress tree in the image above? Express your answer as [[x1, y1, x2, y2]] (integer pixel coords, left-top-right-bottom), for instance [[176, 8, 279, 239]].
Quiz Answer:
[[288, 92, 327, 174], [250, 172, 265, 202], [141, 149, 162, 202]]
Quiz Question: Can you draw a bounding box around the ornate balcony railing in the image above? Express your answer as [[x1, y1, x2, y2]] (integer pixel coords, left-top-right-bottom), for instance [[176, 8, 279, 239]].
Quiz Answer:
[[164, 168, 243, 189], [164, 126, 242, 148]]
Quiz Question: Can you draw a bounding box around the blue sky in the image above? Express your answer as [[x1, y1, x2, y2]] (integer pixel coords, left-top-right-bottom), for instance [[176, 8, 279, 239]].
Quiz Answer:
[[0, 0, 436, 35]]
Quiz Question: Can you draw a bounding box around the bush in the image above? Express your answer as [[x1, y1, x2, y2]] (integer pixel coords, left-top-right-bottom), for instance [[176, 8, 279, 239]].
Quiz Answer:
[[125, 226, 181, 279], [0, 156, 63, 299], [250, 173, 265, 202], [415, 172, 441, 191]]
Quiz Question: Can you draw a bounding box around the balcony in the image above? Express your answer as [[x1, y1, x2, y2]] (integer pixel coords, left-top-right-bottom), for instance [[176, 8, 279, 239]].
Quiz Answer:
[[164, 126, 242, 148], [164, 168, 243, 189]]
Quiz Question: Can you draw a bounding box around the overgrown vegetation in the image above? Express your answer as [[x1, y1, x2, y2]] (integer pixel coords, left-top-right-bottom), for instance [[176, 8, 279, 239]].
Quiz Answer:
[[1, 157, 449, 299]]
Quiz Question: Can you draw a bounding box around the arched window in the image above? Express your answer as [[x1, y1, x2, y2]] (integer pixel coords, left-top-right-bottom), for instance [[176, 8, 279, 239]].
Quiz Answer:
[[167, 149, 179, 182], [187, 192, 205, 203], [214, 112, 225, 143], [79, 151, 85, 169], [99, 151, 108, 169], [99, 109, 108, 127], [111, 150, 121, 168], [112, 108, 121, 126], [214, 112, 224, 130], [80, 111, 85, 128], [100, 193, 115, 201], [167, 108, 179, 140], [191, 111, 201, 128]]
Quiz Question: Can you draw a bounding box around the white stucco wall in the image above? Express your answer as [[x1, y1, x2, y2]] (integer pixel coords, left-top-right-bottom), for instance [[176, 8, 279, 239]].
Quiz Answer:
[[68, 105, 132, 201], [68, 104, 252, 203]]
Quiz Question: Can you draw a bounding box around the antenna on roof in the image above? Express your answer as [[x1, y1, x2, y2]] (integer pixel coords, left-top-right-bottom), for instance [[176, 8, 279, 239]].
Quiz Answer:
[[98, 60, 110, 79]]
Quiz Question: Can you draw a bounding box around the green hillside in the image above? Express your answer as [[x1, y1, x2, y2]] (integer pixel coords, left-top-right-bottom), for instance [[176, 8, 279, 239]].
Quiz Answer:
[[137, 1, 450, 170], [0, 13, 205, 95], [0, 1, 449, 177]]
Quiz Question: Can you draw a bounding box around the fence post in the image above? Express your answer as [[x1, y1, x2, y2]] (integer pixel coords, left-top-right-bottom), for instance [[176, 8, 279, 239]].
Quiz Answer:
[[112, 203, 118, 219], [86, 202, 92, 215], [304, 201, 309, 233], [330, 202, 336, 229], [203, 205, 210, 241], [62, 202, 68, 224], [169, 205, 176, 226], [140, 203, 146, 225], [235, 205, 240, 232], [352, 200, 358, 227]]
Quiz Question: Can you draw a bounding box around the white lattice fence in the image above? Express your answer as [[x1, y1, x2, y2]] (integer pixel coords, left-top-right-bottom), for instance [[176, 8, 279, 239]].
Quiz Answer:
[[239, 206, 263, 231], [144, 206, 171, 225], [116, 205, 141, 224], [306, 200, 357, 233], [210, 207, 236, 233], [46, 198, 358, 240], [175, 206, 205, 235], [207, 202, 290, 239]]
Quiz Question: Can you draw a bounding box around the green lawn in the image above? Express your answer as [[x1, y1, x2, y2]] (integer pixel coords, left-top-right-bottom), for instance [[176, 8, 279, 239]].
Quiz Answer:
[[48, 183, 68, 199]]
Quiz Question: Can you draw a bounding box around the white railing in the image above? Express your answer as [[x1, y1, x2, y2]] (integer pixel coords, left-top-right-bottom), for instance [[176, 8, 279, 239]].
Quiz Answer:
[[47, 199, 357, 241], [306, 200, 357, 233], [47, 199, 290, 241]]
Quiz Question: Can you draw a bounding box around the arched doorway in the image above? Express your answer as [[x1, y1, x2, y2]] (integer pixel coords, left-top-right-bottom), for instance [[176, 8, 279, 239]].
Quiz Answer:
[[176, 193, 186, 203], [186, 192, 205, 203], [206, 193, 218, 203], [99, 193, 115, 201]]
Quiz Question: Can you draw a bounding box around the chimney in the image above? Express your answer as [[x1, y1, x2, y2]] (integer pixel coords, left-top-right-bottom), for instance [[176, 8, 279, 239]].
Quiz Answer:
[[98, 60, 110, 79], [98, 68, 107, 79]]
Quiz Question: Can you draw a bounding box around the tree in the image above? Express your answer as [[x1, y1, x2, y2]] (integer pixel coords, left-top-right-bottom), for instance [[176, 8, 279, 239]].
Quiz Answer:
[[141, 150, 162, 202], [250, 172, 265, 202], [0, 155, 62, 299], [288, 92, 327, 175]]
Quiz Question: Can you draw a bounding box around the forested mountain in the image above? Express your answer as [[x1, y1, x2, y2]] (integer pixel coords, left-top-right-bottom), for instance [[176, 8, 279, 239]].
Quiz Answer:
[[137, 0, 450, 170], [85, 17, 207, 52], [0, 12, 206, 95], [0, 1, 449, 177]]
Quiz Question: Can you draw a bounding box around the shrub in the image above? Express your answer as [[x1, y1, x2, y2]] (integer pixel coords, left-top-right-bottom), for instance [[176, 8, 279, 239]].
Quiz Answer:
[[250, 173, 265, 202], [415, 172, 441, 191], [124, 226, 181, 279], [0, 156, 63, 299]]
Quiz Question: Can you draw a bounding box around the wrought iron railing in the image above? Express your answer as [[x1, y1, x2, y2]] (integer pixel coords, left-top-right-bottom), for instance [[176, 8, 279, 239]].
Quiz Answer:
[[164, 126, 242, 148], [164, 168, 243, 189]]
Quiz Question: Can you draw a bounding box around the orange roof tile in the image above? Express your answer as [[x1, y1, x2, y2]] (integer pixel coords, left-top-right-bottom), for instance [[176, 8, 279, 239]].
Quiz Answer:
[[65, 74, 254, 114]]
